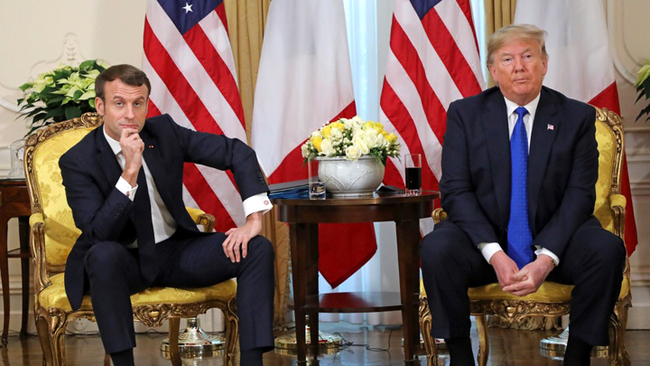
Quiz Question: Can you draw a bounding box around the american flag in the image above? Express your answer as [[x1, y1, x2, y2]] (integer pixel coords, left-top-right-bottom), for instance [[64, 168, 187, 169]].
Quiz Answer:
[[142, 0, 246, 231], [380, 0, 484, 212]]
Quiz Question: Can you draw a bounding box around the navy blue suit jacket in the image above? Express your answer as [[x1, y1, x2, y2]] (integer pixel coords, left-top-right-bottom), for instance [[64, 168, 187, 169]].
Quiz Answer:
[[440, 86, 598, 261], [59, 114, 269, 310]]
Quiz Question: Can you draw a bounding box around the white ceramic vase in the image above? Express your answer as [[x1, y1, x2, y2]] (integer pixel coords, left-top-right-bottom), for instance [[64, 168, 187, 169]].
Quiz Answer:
[[317, 156, 385, 197]]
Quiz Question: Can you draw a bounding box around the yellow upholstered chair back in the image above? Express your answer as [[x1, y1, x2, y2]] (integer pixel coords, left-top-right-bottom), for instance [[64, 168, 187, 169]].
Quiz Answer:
[[25, 114, 102, 274], [593, 108, 625, 237]]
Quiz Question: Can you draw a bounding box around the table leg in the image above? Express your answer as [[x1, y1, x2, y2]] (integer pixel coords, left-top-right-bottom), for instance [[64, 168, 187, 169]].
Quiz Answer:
[[18, 217, 29, 337], [290, 223, 313, 365], [307, 225, 320, 365], [0, 217, 10, 347], [396, 219, 421, 365]]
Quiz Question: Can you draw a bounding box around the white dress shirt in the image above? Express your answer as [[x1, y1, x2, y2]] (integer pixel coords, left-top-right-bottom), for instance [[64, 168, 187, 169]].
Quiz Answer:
[[477, 94, 560, 266], [103, 127, 273, 248]]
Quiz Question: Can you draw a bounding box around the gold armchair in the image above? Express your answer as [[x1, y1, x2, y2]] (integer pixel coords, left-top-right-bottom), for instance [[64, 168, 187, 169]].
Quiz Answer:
[[419, 107, 632, 366], [24, 113, 239, 366]]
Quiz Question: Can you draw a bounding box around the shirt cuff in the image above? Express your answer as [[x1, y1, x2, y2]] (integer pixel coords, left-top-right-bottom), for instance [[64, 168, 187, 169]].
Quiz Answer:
[[243, 193, 273, 217], [478, 242, 503, 263], [116, 176, 138, 201], [535, 246, 560, 266]]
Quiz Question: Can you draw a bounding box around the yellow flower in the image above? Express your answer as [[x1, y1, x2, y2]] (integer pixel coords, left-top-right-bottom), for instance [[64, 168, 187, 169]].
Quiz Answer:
[[322, 125, 332, 138], [311, 136, 323, 152], [330, 121, 344, 130], [386, 133, 398, 143]]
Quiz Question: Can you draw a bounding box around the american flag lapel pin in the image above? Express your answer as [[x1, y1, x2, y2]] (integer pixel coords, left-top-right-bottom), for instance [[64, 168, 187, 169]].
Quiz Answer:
[[547, 124, 555, 131]]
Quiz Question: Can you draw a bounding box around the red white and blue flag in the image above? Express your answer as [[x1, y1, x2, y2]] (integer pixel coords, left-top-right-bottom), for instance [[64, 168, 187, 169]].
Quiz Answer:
[[142, 0, 247, 232], [380, 0, 485, 223]]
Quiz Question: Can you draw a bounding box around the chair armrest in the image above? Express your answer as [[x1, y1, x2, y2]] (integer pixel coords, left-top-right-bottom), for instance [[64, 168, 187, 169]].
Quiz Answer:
[[609, 193, 626, 241], [186, 207, 215, 233], [29, 213, 52, 289], [432, 208, 447, 224]]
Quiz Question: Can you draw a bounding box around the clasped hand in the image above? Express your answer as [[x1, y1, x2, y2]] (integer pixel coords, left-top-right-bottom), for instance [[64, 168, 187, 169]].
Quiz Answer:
[[490, 251, 555, 297]]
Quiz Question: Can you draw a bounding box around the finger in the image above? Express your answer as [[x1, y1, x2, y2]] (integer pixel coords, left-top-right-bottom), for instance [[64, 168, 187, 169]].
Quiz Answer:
[[225, 228, 236, 235], [241, 238, 249, 259], [512, 269, 529, 281], [234, 241, 241, 263], [222, 236, 234, 262]]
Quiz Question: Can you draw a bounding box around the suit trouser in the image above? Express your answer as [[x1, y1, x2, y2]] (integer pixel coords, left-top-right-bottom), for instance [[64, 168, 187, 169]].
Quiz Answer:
[[420, 217, 625, 346], [83, 230, 275, 354]]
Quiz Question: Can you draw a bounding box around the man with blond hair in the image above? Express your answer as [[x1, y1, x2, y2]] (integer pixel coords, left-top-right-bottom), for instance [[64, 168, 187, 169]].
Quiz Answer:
[[420, 24, 625, 365]]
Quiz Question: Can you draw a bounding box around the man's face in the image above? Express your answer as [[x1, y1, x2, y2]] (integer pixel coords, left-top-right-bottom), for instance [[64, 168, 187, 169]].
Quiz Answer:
[[95, 79, 149, 141], [489, 38, 547, 106]]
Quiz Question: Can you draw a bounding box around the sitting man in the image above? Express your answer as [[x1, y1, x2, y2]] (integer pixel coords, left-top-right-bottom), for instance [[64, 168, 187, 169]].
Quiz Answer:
[[59, 64, 274, 366], [420, 24, 625, 366]]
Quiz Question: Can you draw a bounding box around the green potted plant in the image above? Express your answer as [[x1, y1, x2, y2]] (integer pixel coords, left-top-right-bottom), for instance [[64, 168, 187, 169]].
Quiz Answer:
[[635, 61, 650, 122], [17, 59, 106, 135]]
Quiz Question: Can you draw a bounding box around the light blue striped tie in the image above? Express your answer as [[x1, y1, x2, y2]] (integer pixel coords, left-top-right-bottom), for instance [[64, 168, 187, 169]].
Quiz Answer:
[[507, 107, 534, 268]]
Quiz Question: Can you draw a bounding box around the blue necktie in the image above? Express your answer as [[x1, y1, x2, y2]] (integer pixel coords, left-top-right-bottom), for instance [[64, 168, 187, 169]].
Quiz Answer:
[[507, 106, 534, 268]]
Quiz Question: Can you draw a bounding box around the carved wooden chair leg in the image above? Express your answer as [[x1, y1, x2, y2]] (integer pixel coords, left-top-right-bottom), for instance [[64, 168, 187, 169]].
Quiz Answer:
[[103, 353, 111, 365], [475, 315, 489, 366], [418, 300, 438, 366], [223, 311, 239, 366], [168, 318, 181, 366], [35, 317, 54, 366]]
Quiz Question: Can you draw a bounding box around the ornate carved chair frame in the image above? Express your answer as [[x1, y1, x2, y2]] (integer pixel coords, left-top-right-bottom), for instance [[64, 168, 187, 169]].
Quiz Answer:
[[24, 113, 239, 366], [419, 107, 632, 366]]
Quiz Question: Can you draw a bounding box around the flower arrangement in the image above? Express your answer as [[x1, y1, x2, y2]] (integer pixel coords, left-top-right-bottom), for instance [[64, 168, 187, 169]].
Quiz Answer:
[[301, 116, 401, 164], [635, 61, 650, 122], [17, 60, 106, 134]]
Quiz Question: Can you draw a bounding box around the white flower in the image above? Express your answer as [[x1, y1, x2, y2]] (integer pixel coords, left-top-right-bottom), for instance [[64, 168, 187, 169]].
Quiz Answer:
[[301, 143, 311, 158], [352, 134, 370, 154], [330, 126, 343, 140], [320, 139, 335, 156], [345, 145, 362, 160], [362, 128, 379, 148]]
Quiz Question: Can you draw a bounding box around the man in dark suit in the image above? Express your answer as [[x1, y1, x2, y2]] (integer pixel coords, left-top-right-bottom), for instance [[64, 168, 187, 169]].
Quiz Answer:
[[420, 24, 625, 366], [59, 64, 274, 366]]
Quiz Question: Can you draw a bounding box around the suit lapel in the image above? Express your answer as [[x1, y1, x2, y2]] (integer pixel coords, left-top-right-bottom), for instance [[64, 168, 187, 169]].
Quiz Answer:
[[94, 127, 123, 190], [483, 90, 511, 228], [527, 88, 558, 231]]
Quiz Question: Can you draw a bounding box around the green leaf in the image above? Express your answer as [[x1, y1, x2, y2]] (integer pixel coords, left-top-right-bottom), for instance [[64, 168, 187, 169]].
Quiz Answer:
[[89, 99, 95, 108], [65, 106, 82, 120], [19, 82, 33, 92], [636, 104, 650, 122], [79, 60, 94, 69]]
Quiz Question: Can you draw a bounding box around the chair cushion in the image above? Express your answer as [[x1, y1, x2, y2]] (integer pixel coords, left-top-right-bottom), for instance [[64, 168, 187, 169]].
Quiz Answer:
[[420, 276, 629, 303], [39, 273, 237, 312], [468, 282, 572, 302]]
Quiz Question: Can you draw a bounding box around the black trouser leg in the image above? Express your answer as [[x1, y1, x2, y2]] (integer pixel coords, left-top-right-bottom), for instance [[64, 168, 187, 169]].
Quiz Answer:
[[84, 242, 147, 354]]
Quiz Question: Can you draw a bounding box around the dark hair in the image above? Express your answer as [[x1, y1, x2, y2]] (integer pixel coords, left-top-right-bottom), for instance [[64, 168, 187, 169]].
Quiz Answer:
[[95, 64, 151, 101]]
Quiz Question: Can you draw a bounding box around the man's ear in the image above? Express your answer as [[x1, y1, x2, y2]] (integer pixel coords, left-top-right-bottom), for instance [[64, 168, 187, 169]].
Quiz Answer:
[[95, 97, 105, 116]]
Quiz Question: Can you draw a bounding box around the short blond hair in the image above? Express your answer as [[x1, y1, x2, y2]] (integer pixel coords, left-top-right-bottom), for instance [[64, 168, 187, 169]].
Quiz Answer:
[[487, 24, 548, 66]]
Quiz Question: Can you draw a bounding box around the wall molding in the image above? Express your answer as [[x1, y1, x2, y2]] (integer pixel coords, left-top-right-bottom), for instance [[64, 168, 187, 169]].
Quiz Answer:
[[0, 33, 86, 113], [607, 0, 643, 85]]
